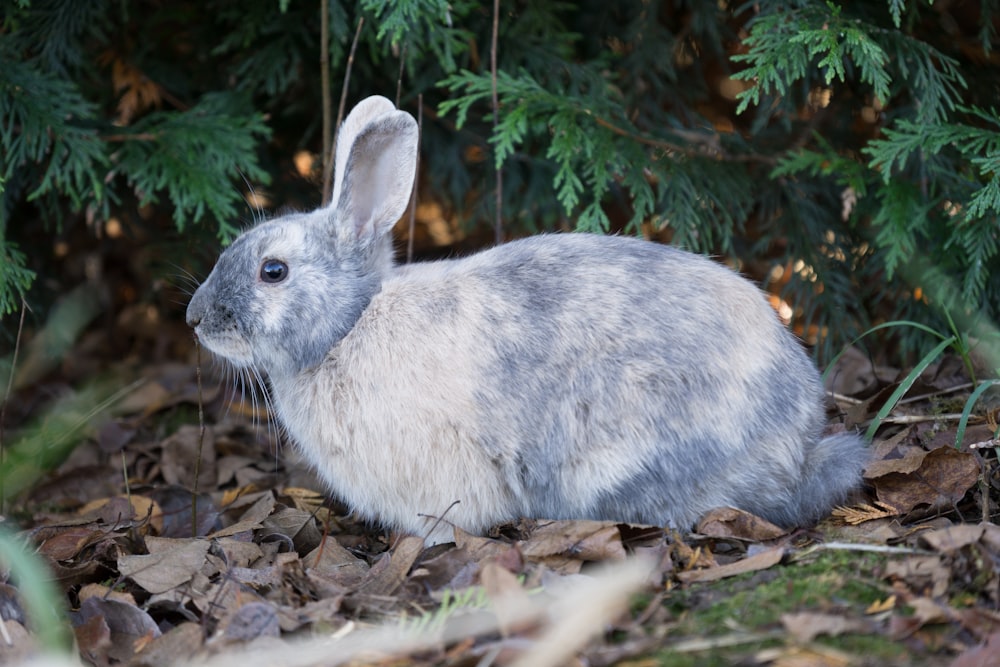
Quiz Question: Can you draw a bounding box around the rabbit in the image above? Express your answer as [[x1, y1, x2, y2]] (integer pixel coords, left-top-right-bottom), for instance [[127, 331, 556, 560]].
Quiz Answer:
[[186, 95, 868, 545]]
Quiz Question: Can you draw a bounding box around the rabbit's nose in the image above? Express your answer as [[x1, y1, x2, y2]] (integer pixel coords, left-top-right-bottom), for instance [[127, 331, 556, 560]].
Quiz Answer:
[[186, 305, 202, 328]]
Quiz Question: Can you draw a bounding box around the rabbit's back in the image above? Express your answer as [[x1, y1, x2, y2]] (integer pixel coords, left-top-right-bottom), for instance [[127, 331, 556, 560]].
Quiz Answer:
[[271, 233, 852, 540]]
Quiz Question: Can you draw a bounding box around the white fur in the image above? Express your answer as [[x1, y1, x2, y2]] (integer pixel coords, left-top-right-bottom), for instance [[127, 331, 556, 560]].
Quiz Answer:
[[187, 96, 869, 546]]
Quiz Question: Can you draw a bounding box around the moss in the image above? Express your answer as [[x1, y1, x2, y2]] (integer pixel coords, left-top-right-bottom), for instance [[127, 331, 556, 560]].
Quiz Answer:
[[643, 549, 917, 665]]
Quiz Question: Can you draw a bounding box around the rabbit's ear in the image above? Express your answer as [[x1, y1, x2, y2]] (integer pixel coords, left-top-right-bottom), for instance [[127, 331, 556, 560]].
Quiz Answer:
[[330, 95, 396, 207], [330, 97, 418, 240]]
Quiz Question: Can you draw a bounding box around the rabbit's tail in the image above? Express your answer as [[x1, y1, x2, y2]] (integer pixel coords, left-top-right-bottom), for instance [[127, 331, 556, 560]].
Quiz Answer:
[[786, 432, 869, 525]]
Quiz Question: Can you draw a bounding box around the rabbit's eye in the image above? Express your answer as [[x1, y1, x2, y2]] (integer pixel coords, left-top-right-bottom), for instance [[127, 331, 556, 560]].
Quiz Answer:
[[260, 259, 288, 283]]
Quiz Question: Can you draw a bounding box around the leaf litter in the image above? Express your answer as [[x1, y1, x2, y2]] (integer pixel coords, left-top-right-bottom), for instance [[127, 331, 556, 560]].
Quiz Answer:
[[0, 326, 998, 666]]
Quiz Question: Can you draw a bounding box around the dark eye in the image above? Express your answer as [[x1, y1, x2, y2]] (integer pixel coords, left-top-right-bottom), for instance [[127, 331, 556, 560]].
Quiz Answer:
[[260, 259, 288, 283]]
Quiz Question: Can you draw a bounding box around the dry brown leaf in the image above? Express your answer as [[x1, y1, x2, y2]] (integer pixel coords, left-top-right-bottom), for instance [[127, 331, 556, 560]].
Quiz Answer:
[[282, 486, 328, 513], [216, 456, 260, 487], [831, 501, 900, 525], [160, 424, 217, 490], [117, 538, 211, 594], [865, 442, 934, 477], [948, 631, 1000, 667], [131, 622, 204, 667], [696, 506, 788, 540], [36, 524, 113, 561], [956, 608, 1000, 641], [872, 446, 980, 515], [481, 560, 533, 637], [359, 535, 425, 596], [676, 545, 784, 583], [781, 611, 871, 643], [78, 583, 136, 606], [211, 491, 276, 538], [78, 495, 163, 534], [261, 507, 323, 553], [670, 532, 718, 572], [910, 596, 953, 625], [305, 537, 370, 588], [115, 380, 172, 416], [518, 520, 626, 562], [215, 537, 265, 568], [865, 595, 896, 614], [455, 528, 510, 562], [222, 601, 282, 641], [884, 555, 950, 598], [70, 596, 161, 663], [760, 645, 854, 667], [72, 613, 112, 665], [0, 619, 34, 665], [920, 523, 992, 553]]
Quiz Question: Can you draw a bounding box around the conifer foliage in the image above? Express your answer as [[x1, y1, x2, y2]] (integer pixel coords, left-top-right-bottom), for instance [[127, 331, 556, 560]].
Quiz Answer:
[[1, 0, 998, 361]]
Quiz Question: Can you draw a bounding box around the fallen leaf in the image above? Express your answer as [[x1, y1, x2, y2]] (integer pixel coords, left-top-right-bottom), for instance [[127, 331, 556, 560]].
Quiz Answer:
[[359, 535, 424, 596], [261, 507, 323, 554], [481, 560, 533, 637], [116, 380, 171, 416], [36, 524, 112, 561], [676, 545, 784, 583], [159, 424, 217, 490], [865, 442, 932, 477], [118, 538, 211, 594], [215, 537, 265, 568], [455, 528, 510, 562], [78, 583, 136, 606], [884, 556, 950, 599], [696, 507, 787, 540], [148, 486, 220, 537], [518, 520, 626, 562], [95, 419, 136, 453], [865, 595, 896, 614], [872, 446, 979, 515], [211, 492, 276, 538], [920, 523, 989, 553], [222, 601, 281, 641], [305, 537, 370, 588], [69, 596, 161, 663], [949, 631, 1000, 667], [72, 613, 111, 665], [132, 622, 204, 667]]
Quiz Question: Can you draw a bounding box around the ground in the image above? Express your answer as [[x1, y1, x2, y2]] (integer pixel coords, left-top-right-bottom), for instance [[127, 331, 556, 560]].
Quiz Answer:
[[0, 291, 998, 667]]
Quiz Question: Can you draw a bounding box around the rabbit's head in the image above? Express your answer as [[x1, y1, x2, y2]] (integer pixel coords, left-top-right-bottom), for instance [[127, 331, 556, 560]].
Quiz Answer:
[[186, 96, 419, 377]]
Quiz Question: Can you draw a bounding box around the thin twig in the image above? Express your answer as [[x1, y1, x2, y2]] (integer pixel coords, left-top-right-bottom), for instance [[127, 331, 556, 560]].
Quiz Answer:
[[0, 299, 28, 513], [406, 94, 422, 264], [325, 16, 365, 205], [320, 0, 332, 204], [490, 0, 503, 244], [880, 413, 968, 425], [899, 382, 975, 405], [193, 339, 205, 538], [395, 41, 407, 108], [100, 132, 160, 142]]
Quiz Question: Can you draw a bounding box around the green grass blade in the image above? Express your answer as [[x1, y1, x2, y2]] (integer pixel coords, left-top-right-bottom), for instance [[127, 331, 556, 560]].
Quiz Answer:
[[954, 379, 1000, 448], [821, 320, 950, 385], [864, 336, 956, 441], [0, 528, 73, 653]]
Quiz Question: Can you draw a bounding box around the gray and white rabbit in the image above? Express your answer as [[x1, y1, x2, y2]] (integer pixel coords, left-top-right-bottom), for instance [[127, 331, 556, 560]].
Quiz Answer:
[[187, 95, 867, 545]]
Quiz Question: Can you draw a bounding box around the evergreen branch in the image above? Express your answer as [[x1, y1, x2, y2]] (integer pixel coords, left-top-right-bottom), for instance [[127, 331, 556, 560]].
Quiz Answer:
[[111, 93, 271, 238]]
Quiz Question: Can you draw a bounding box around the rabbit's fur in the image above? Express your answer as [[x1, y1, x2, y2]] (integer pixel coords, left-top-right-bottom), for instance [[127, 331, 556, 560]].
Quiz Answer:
[[187, 95, 867, 545]]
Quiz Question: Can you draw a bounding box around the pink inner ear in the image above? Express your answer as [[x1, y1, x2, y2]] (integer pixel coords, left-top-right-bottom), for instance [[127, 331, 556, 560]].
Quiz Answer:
[[336, 117, 417, 242]]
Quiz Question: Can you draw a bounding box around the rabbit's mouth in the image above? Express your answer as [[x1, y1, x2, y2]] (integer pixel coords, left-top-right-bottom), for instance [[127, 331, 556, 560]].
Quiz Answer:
[[192, 328, 255, 367]]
